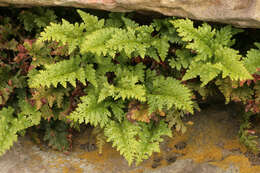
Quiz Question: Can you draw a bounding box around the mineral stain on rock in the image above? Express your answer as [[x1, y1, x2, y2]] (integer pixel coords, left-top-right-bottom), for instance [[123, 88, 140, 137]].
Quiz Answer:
[[1, 104, 260, 173]]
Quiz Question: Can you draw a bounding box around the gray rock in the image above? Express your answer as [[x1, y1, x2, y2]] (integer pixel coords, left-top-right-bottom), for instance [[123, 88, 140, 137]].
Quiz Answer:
[[144, 159, 239, 173], [1, 0, 260, 28]]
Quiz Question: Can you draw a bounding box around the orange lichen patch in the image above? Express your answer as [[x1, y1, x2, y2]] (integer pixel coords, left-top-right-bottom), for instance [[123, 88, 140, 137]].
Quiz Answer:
[[211, 155, 260, 173], [182, 144, 223, 163], [62, 163, 83, 173], [168, 131, 190, 155], [77, 143, 119, 164], [129, 170, 144, 173], [224, 139, 247, 153]]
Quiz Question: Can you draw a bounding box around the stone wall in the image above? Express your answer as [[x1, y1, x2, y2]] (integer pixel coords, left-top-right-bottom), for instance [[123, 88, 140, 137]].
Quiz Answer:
[[0, 0, 260, 28]]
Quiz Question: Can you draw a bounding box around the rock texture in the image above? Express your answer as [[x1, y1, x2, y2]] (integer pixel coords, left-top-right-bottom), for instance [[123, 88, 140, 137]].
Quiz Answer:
[[1, 0, 260, 28], [1, 104, 260, 173]]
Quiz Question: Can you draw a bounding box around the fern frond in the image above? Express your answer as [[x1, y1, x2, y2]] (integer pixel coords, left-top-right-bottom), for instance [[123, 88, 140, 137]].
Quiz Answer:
[[77, 9, 104, 32], [146, 76, 193, 113], [69, 93, 112, 128], [98, 65, 146, 102], [80, 27, 118, 56], [104, 119, 140, 165], [31, 87, 69, 110], [243, 43, 260, 74], [183, 62, 221, 86], [216, 78, 253, 104], [172, 19, 252, 85], [104, 119, 171, 165], [169, 49, 193, 70], [0, 101, 41, 155], [151, 35, 169, 61], [165, 109, 187, 133], [215, 47, 252, 81], [39, 19, 85, 53], [0, 107, 16, 155], [29, 56, 86, 88], [135, 121, 172, 164], [92, 127, 106, 154]]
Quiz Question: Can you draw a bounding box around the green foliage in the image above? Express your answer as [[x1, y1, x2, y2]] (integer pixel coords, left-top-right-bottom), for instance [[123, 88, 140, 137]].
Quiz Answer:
[[69, 93, 113, 128], [165, 109, 187, 133], [239, 112, 259, 152], [2, 7, 260, 165], [171, 19, 252, 86], [104, 120, 172, 165], [32, 10, 193, 164], [146, 75, 193, 113], [43, 120, 70, 151], [215, 78, 254, 104], [0, 100, 41, 155], [29, 56, 87, 88], [18, 7, 57, 33], [243, 43, 260, 74]]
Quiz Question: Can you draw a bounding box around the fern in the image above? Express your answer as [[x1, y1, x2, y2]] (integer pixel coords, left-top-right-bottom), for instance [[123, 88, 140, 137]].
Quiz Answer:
[[28, 55, 91, 88], [43, 120, 70, 151], [98, 65, 146, 102], [0, 107, 18, 155], [171, 19, 252, 85], [146, 74, 193, 114], [77, 9, 105, 32], [165, 109, 187, 133], [11, 9, 260, 165], [104, 119, 171, 165], [92, 127, 106, 154], [135, 121, 172, 164], [243, 43, 260, 74], [18, 7, 57, 33], [69, 93, 112, 128], [31, 87, 69, 110], [39, 10, 172, 61], [0, 100, 41, 155], [216, 78, 253, 104], [169, 49, 193, 70], [39, 19, 85, 53]]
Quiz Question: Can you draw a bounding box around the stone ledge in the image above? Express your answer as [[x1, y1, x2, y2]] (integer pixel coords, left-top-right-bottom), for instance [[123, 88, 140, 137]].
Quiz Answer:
[[1, 0, 260, 28]]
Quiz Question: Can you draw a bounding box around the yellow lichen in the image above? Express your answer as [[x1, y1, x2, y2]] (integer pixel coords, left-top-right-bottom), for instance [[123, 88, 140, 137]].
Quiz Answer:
[[224, 139, 247, 153], [211, 155, 260, 173]]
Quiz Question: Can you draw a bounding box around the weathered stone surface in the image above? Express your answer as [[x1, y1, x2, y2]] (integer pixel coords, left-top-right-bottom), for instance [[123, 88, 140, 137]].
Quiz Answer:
[[1, 104, 260, 173], [1, 0, 260, 28]]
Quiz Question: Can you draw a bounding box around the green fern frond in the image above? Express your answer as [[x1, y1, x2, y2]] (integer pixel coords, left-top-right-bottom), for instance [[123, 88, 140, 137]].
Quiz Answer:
[[183, 62, 221, 86], [104, 119, 171, 165], [243, 43, 260, 74], [39, 19, 85, 53], [69, 93, 112, 128], [29, 56, 86, 88], [98, 65, 146, 102], [172, 19, 252, 85], [104, 119, 140, 165], [216, 78, 253, 104], [80, 27, 118, 56], [0, 107, 17, 155], [169, 49, 193, 70], [215, 47, 252, 80], [92, 127, 106, 154], [146, 76, 193, 113], [77, 9, 104, 32], [151, 35, 170, 61], [0, 101, 41, 155]]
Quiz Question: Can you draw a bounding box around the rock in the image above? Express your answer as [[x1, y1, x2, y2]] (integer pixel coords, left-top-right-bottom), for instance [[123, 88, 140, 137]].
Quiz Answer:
[[1, 104, 260, 173], [1, 0, 260, 28]]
